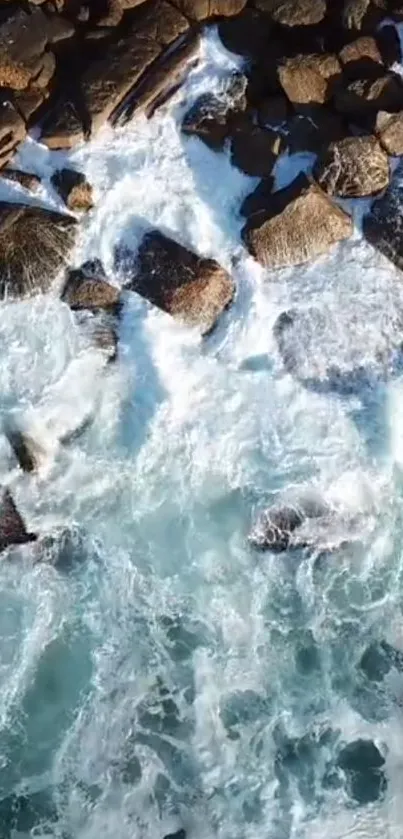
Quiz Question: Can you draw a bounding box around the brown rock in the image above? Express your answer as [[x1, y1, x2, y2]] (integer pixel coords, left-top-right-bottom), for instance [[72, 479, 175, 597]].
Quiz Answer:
[[0, 203, 77, 299], [31, 50, 56, 89], [278, 53, 342, 108], [0, 5, 65, 91], [62, 262, 120, 312], [375, 110, 403, 155], [0, 488, 37, 552], [13, 88, 44, 123], [122, 230, 234, 334], [1, 169, 41, 191], [314, 136, 389, 198], [339, 36, 383, 80], [335, 73, 403, 117], [342, 0, 383, 31], [254, 0, 327, 26], [40, 98, 85, 149], [376, 24, 401, 68], [170, 0, 247, 20], [182, 72, 246, 150], [0, 99, 26, 165], [242, 174, 353, 268], [363, 159, 403, 268], [231, 121, 284, 176], [92, 321, 118, 361], [51, 168, 93, 211], [96, 0, 124, 26]]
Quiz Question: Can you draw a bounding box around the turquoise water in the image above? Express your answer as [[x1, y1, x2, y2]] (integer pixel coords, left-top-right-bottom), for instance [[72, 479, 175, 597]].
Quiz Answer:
[[0, 29, 402, 839]]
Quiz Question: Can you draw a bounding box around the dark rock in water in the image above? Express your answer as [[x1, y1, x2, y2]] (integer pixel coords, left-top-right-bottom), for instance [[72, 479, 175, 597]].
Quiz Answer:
[[249, 504, 305, 551], [242, 174, 353, 268], [163, 830, 186, 839], [1, 169, 41, 192], [0, 203, 77, 299], [0, 98, 26, 169], [363, 160, 403, 270], [51, 167, 94, 212], [0, 488, 37, 553], [337, 739, 384, 772], [120, 230, 234, 335], [62, 261, 120, 313], [314, 136, 389, 198], [218, 8, 273, 59], [231, 120, 284, 177], [182, 72, 247, 151], [273, 309, 299, 374], [338, 35, 383, 81], [360, 640, 403, 681], [337, 739, 386, 805], [4, 420, 45, 473], [287, 108, 346, 155], [334, 73, 403, 119], [35, 527, 88, 571], [240, 176, 274, 219]]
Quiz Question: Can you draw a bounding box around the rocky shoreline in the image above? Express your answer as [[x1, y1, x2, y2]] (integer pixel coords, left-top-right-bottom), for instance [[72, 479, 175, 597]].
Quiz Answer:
[[1, 0, 403, 554]]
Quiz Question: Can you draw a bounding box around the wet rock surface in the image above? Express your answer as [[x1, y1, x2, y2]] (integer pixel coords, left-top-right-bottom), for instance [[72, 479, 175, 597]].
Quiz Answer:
[[363, 160, 403, 269], [51, 167, 94, 211], [0, 488, 37, 552], [121, 230, 234, 334], [314, 135, 390, 197]]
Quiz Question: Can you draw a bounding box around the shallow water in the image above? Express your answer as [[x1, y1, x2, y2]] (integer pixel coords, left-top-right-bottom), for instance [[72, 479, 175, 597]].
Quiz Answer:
[[0, 27, 403, 839]]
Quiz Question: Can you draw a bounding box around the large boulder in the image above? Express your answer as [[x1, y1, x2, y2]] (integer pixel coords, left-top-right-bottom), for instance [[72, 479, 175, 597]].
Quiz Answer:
[[182, 72, 247, 151], [0, 5, 69, 92], [339, 36, 383, 80], [230, 120, 284, 176], [337, 739, 386, 805], [287, 107, 346, 154], [0, 98, 26, 168], [121, 230, 234, 334], [0, 203, 77, 298], [278, 53, 342, 109], [41, 0, 190, 146], [218, 8, 273, 59], [0, 488, 37, 553], [242, 174, 353, 268], [363, 160, 403, 270], [61, 260, 120, 312], [4, 420, 45, 473], [253, 0, 327, 26], [170, 0, 247, 19], [314, 136, 389, 198]]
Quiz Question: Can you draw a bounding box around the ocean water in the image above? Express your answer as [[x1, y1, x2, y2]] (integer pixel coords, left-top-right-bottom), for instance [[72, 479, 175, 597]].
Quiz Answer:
[[0, 27, 402, 839]]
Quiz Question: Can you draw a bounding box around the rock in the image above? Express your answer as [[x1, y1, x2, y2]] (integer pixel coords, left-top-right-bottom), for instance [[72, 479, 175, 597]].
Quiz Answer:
[[230, 121, 284, 176], [339, 36, 383, 80], [0, 203, 77, 299], [163, 830, 186, 839], [0, 98, 26, 168], [0, 5, 68, 91], [254, 0, 327, 26], [342, 0, 383, 31], [257, 94, 288, 127], [287, 107, 346, 154], [375, 110, 403, 155], [314, 136, 389, 198], [240, 176, 274, 218], [242, 174, 353, 268], [182, 72, 247, 150], [218, 8, 273, 59], [121, 230, 234, 334], [335, 73, 403, 118], [337, 739, 387, 804], [249, 495, 327, 551], [91, 320, 118, 361], [1, 169, 41, 192], [360, 640, 403, 681], [51, 168, 93, 211], [278, 53, 342, 109], [40, 97, 85, 149], [363, 160, 403, 269], [31, 50, 56, 90], [4, 420, 45, 473], [61, 262, 120, 312], [0, 488, 37, 553], [36, 526, 88, 571], [171, 0, 247, 18], [377, 24, 401, 68], [13, 88, 44, 123]]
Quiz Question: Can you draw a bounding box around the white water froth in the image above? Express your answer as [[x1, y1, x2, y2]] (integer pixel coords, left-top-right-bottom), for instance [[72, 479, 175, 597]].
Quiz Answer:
[[0, 27, 401, 839]]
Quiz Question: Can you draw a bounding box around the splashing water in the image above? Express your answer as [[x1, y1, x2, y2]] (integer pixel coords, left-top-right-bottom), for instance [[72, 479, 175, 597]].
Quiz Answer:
[[0, 28, 402, 839]]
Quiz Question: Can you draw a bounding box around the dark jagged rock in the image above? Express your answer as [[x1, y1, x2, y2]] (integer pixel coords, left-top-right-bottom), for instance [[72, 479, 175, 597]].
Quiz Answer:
[[257, 94, 288, 127], [240, 176, 274, 218], [249, 496, 328, 551], [1, 169, 41, 192], [278, 53, 342, 108], [40, 97, 85, 149], [0, 203, 77, 299], [337, 739, 387, 804], [182, 72, 247, 151], [363, 160, 403, 270], [218, 8, 273, 59], [314, 136, 389, 198], [231, 121, 284, 176], [342, 0, 384, 32], [335, 73, 403, 118], [4, 420, 45, 473], [51, 167, 93, 211], [242, 174, 353, 268], [287, 107, 346, 154], [36, 526, 88, 570], [120, 230, 234, 334], [360, 640, 403, 681], [0, 488, 37, 553], [339, 35, 383, 80], [0, 98, 26, 168], [163, 829, 186, 839], [61, 261, 120, 312]]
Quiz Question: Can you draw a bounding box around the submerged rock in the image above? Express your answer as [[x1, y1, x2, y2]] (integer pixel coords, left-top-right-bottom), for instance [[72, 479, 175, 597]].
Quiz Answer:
[[0, 488, 37, 553], [182, 72, 247, 151], [314, 136, 389, 198], [249, 496, 327, 552], [121, 230, 234, 334], [51, 168, 94, 212], [337, 739, 386, 804], [4, 420, 46, 473], [0, 203, 77, 299], [242, 174, 353, 268], [1, 169, 41, 192], [163, 830, 186, 839], [359, 639, 403, 681]]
